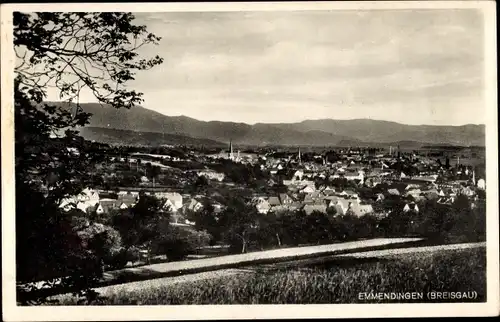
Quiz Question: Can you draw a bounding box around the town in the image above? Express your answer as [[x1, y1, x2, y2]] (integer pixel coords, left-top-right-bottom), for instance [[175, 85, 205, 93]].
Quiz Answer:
[[53, 139, 486, 269]]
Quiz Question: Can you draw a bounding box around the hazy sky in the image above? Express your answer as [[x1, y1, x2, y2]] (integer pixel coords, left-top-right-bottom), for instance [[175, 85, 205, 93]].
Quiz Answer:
[[52, 9, 486, 125]]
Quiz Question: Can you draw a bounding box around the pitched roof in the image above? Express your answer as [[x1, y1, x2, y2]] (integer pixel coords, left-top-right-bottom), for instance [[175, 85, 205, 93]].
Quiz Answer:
[[303, 204, 327, 215], [387, 188, 400, 195], [268, 196, 281, 206], [279, 193, 292, 202]]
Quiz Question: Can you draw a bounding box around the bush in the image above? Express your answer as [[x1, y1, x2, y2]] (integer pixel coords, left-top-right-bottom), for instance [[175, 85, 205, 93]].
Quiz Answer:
[[152, 226, 211, 261], [105, 250, 129, 270]]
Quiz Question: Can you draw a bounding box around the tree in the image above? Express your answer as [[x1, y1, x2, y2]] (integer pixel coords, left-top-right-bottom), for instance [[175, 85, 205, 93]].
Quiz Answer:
[[303, 211, 335, 244], [111, 195, 170, 250], [14, 12, 163, 303], [189, 201, 221, 244], [152, 226, 211, 261], [218, 198, 259, 253]]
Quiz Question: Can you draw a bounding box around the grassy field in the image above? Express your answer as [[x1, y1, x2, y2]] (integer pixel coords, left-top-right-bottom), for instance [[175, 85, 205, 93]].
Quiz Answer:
[[56, 247, 486, 305]]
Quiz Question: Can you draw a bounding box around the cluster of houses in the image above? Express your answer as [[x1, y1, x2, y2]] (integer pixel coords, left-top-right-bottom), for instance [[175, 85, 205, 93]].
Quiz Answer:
[[60, 145, 485, 228], [247, 150, 485, 217], [59, 187, 213, 226]]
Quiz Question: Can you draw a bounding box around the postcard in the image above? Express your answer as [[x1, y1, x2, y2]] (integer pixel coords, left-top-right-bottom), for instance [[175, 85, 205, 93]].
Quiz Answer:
[[1, 1, 498, 320]]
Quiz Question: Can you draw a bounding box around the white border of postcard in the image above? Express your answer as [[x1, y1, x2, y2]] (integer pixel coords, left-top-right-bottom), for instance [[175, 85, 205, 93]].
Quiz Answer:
[[1, 1, 499, 320]]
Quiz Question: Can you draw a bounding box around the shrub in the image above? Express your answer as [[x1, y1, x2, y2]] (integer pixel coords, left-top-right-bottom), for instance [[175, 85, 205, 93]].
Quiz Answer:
[[152, 226, 211, 261]]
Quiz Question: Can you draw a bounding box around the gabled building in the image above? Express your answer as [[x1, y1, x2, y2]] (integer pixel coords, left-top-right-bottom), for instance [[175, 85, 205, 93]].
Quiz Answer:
[[403, 202, 419, 213], [303, 203, 328, 215], [279, 193, 294, 205], [387, 188, 401, 196], [268, 196, 281, 207], [156, 192, 183, 213], [184, 198, 204, 213], [59, 187, 100, 212], [349, 203, 374, 217]]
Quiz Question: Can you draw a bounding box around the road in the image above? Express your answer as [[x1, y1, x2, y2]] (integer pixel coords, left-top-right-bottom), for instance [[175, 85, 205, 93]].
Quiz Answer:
[[46, 238, 421, 299], [99, 237, 423, 284]]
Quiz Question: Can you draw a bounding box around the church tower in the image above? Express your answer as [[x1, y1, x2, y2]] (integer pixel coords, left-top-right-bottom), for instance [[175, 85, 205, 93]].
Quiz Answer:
[[298, 147, 302, 164], [228, 139, 234, 160]]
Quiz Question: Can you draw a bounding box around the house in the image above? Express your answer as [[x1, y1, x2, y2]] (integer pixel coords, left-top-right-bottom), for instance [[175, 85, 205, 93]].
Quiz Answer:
[[309, 191, 324, 200], [268, 196, 281, 207], [477, 178, 486, 190], [326, 198, 340, 208], [95, 204, 105, 215], [119, 202, 130, 210], [98, 199, 122, 213], [322, 186, 336, 195], [405, 189, 422, 200], [405, 184, 421, 191], [197, 170, 225, 182], [460, 186, 476, 197], [437, 196, 456, 205], [303, 204, 327, 215], [412, 174, 438, 183], [365, 177, 382, 187], [403, 203, 419, 213], [118, 190, 140, 197], [293, 170, 304, 181], [118, 195, 137, 208], [76, 201, 93, 213], [184, 198, 204, 212], [339, 189, 359, 200], [252, 197, 271, 214], [376, 193, 385, 202], [279, 193, 294, 205], [156, 192, 183, 212], [300, 185, 315, 194], [59, 187, 100, 212], [297, 181, 316, 192], [387, 188, 400, 196], [423, 191, 440, 201], [349, 203, 374, 217], [334, 198, 354, 215], [303, 194, 315, 204]]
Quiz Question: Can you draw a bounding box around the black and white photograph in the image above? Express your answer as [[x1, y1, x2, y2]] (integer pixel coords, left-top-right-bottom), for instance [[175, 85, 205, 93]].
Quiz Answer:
[[1, 1, 498, 320]]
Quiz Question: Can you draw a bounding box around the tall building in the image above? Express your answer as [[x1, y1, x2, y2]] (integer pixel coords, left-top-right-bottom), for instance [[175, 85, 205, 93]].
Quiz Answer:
[[298, 147, 302, 164]]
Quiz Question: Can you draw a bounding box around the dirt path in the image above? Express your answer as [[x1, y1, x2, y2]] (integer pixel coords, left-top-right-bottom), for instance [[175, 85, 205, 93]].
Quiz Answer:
[[334, 241, 486, 258], [100, 237, 423, 285]]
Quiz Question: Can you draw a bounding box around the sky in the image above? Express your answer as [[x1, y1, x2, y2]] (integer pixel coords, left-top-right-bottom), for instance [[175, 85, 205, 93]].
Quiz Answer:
[[47, 9, 486, 125]]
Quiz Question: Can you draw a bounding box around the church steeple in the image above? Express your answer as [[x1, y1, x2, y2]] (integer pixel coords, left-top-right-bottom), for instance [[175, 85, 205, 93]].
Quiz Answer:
[[298, 147, 302, 164], [229, 139, 234, 160]]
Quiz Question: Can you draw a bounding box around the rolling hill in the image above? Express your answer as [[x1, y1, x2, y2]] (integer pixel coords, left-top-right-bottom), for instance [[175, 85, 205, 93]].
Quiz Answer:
[[49, 102, 485, 147], [78, 127, 226, 147]]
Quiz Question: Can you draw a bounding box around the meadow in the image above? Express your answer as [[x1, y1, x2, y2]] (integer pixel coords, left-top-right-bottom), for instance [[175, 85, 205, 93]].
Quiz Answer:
[[57, 247, 486, 305]]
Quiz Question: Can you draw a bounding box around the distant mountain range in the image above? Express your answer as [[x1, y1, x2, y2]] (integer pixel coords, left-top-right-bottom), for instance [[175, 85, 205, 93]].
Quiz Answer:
[[50, 102, 485, 147]]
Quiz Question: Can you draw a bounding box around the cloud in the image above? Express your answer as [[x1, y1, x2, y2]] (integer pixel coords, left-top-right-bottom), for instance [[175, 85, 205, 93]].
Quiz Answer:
[[51, 9, 485, 126]]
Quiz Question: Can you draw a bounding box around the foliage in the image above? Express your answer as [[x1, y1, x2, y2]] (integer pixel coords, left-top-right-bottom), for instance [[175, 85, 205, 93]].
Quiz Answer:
[[110, 194, 171, 249], [15, 11, 163, 304], [218, 197, 259, 253], [187, 201, 221, 244], [151, 226, 211, 261]]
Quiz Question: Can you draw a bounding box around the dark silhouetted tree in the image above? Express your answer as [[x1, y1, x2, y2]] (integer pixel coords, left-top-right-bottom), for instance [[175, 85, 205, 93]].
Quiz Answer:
[[15, 12, 163, 304]]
